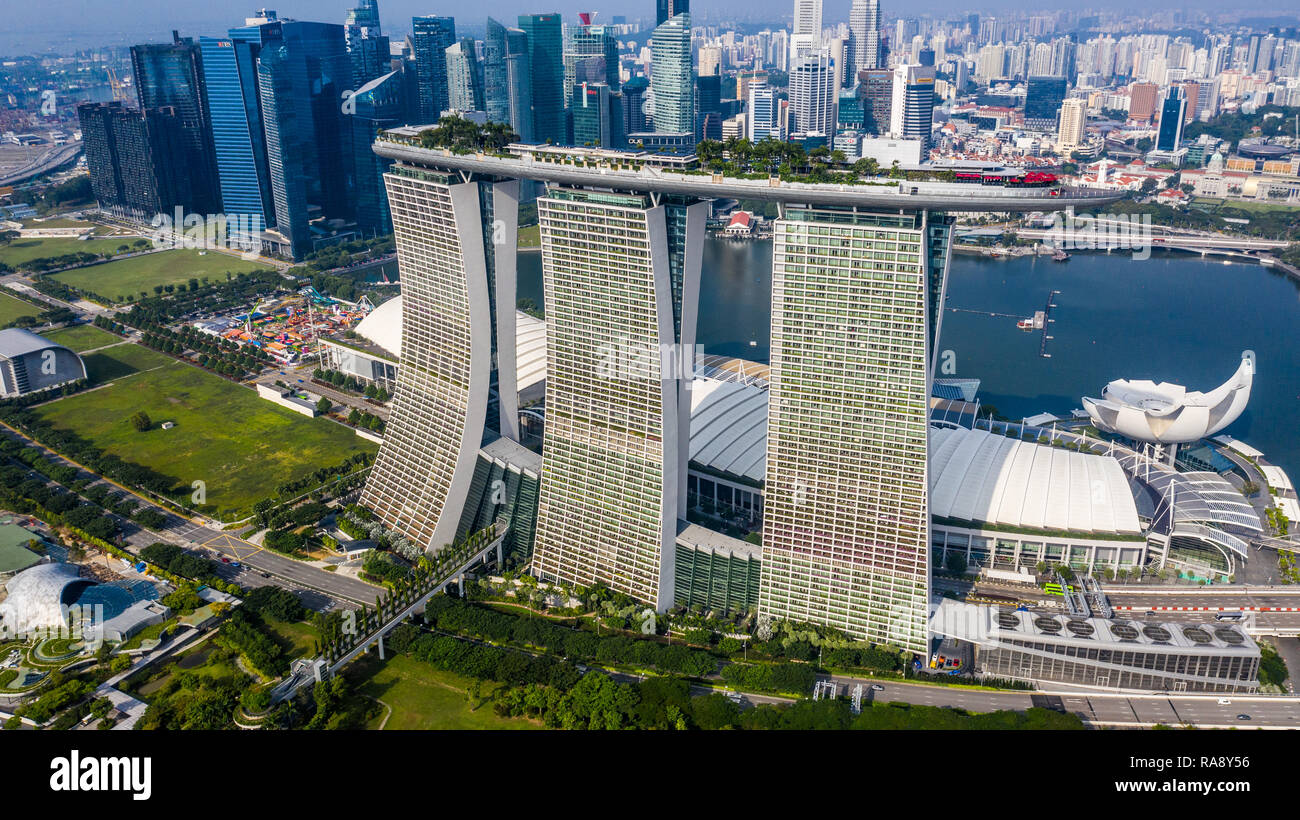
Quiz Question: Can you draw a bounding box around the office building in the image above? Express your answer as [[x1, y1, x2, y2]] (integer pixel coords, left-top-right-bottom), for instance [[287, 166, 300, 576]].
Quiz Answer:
[[345, 0, 390, 87], [199, 16, 283, 235], [484, 19, 511, 126], [858, 67, 892, 135], [890, 63, 935, 154], [346, 70, 403, 235], [571, 82, 623, 148], [446, 38, 485, 113], [1156, 86, 1186, 152], [485, 23, 535, 142], [760, 204, 941, 652], [789, 51, 838, 138], [656, 0, 688, 26], [1129, 81, 1159, 122], [255, 20, 352, 259], [791, 0, 823, 61], [130, 33, 221, 214], [748, 82, 785, 141], [1058, 97, 1086, 151], [519, 13, 565, 144], [78, 101, 191, 222], [1024, 75, 1066, 131], [563, 18, 619, 110], [695, 73, 721, 141], [360, 162, 522, 552], [649, 13, 693, 137], [622, 76, 650, 135], [847, 0, 881, 76], [412, 16, 456, 122]]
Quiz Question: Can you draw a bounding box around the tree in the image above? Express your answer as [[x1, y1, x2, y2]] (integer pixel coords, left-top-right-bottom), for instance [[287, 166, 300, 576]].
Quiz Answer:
[[316, 396, 332, 415], [1139, 177, 1159, 195], [945, 551, 968, 575], [130, 411, 151, 432]]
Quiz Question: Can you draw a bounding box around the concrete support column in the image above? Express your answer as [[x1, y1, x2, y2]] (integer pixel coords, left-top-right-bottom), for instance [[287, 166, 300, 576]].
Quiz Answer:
[[378, 634, 385, 661]]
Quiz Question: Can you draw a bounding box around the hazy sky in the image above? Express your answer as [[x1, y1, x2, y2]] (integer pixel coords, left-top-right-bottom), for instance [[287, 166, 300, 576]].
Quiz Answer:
[[2, 0, 1292, 53]]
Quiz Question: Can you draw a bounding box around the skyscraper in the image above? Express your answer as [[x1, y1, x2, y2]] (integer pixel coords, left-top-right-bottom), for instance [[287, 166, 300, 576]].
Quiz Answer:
[[857, 67, 892, 135], [622, 76, 650, 135], [445, 38, 485, 112], [345, 0, 390, 87], [529, 186, 707, 609], [78, 101, 191, 222], [1128, 81, 1159, 123], [361, 169, 521, 552], [748, 82, 785, 141], [649, 13, 693, 136], [345, 70, 402, 235], [255, 20, 351, 259], [760, 204, 941, 652], [791, 0, 823, 60], [483, 18, 511, 125], [130, 33, 221, 214], [847, 0, 881, 76], [1156, 86, 1186, 152], [199, 15, 282, 234], [789, 51, 838, 137], [655, 0, 688, 26], [571, 82, 623, 148], [412, 16, 456, 122], [563, 19, 619, 109], [889, 63, 935, 154], [1057, 97, 1086, 151], [1024, 75, 1067, 131], [519, 13, 565, 144], [694, 73, 721, 141]]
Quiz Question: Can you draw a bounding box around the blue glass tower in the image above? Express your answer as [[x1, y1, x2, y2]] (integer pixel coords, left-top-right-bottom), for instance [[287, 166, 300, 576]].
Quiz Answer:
[[412, 16, 456, 123]]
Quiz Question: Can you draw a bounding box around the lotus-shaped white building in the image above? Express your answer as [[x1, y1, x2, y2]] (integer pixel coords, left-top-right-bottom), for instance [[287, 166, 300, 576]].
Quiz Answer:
[[1082, 354, 1253, 444]]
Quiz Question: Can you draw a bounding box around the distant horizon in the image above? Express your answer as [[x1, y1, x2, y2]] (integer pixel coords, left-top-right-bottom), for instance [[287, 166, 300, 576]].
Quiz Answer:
[[3, 1, 1298, 55]]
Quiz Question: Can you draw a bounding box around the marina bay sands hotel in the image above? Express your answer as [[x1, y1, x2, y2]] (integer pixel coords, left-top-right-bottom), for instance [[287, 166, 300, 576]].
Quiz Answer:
[[359, 131, 1122, 654]]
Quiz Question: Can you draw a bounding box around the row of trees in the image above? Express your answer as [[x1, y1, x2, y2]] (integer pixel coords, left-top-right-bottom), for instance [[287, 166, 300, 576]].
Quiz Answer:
[[312, 368, 391, 402]]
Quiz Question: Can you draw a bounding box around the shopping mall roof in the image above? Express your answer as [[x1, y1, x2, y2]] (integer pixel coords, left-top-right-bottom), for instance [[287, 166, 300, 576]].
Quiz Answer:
[[928, 425, 1141, 535]]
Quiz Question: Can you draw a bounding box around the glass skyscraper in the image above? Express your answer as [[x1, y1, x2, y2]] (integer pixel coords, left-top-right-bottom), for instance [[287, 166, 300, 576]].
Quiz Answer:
[[1024, 75, 1067, 131], [446, 38, 485, 112], [649, 13, 693, 136], [345, 70, 402, 235], [130, 33, 221, 214], [412, 16, 456, 123], [345, 0, 390, 88], [519, 13, 564, 144]]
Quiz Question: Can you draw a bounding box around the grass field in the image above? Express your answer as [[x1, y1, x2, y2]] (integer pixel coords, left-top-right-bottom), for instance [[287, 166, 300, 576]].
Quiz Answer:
[[50, 249, 273, 304], [39, 323, 121, 353], [1190, 197, 1300, 215], [0, 237, 128, 269], [0, 291, 42, 325], [263, 617, 318, 661], [518, 224, 541, 248], [350, 654, 540, 730], [33, 344, 376, 518]]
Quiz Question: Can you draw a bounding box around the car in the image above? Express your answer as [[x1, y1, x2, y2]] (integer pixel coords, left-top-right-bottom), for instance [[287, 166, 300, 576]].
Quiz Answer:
[[870, 684, 885, 691], [1218, 698, 1232, 705], [220, 556, 230, 563], [1237, 714, 1251, 721]]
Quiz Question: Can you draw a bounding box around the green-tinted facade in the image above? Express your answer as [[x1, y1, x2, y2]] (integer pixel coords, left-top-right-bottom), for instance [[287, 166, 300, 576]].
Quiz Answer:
[[674, 543, 761, 612]]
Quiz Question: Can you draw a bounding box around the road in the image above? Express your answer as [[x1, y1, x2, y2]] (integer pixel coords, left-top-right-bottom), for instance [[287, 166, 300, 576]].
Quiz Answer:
[[0, 142, 81, 187]]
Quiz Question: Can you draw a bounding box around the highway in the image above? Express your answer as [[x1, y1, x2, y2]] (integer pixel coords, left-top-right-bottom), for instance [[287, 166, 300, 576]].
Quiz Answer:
[[0, 142, 81, 187]]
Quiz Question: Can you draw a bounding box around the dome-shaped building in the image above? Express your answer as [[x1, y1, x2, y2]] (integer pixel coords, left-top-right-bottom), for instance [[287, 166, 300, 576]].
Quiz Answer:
[[0, 562, 83, 635]]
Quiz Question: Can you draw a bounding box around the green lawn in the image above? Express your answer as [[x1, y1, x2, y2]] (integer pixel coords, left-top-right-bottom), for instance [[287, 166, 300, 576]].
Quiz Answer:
[[78, 342, 173, 383], [0, 291, 42, 325], [350, 654, 540, 730], [518, 224, 541, 248], [32, 346, 376, 518], [39, 323, 121, 353], [50, 249, 272, 304], [0, 237, 128, 269], [262, 617, 318, 661]]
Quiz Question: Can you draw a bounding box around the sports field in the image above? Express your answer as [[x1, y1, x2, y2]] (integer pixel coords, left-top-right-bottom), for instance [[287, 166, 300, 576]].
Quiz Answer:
[[39, 323, 121, 353], [33, 344, 376, 518], [0, 237, 129, 269], [49, 248, 273, 304], [0, 291, 42, 325]]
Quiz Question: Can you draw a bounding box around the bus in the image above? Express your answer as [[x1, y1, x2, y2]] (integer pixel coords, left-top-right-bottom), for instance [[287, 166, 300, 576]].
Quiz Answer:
[[1042, 583, 1075, 596]]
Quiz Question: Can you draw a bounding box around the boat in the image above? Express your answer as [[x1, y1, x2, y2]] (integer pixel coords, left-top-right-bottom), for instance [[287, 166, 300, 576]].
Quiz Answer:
[[1051, 249, 1069, 262], [1017, 318, 1034, 331]]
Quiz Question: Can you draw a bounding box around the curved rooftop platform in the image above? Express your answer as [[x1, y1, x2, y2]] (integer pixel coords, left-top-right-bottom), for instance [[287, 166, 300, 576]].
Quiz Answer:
[[373, 137, 1127, 213], [1082, 354, 1254, 445]]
